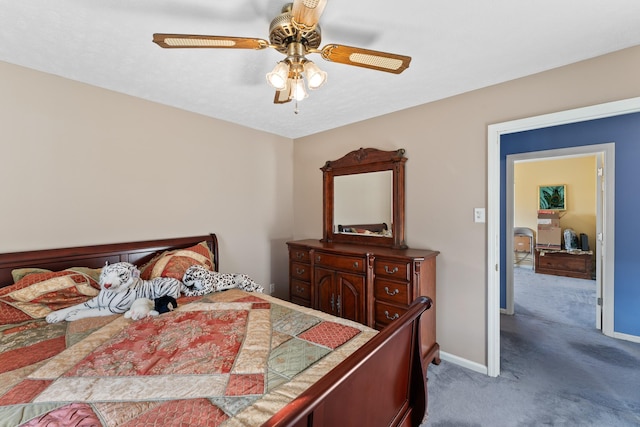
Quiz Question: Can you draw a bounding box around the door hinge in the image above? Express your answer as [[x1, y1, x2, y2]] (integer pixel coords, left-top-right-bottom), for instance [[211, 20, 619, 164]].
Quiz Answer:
[[597, 167, 603, 177], [597, 297, 602, 306]]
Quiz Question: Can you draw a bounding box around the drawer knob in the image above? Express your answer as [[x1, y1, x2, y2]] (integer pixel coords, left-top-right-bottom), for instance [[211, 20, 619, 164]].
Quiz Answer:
[[296, 252, 305, 259], [384, 266, 399, 274], [296, 267, 305, 275], [384, 286, 399, 296], [295, 286, 305, 294], [384, 310, 399, 321], [353, 261, 359, 268], [316, 255, 322, 262]]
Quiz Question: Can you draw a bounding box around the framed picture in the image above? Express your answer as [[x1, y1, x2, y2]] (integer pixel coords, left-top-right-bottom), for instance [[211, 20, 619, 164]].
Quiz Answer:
[[538, 185, 566, 210]]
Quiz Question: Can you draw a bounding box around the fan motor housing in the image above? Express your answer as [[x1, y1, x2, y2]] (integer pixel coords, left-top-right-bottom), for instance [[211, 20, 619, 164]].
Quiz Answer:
[[269, 9, 322, 53]]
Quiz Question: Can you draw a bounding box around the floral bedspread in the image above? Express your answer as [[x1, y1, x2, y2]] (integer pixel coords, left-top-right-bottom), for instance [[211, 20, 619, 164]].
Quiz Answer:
[[0, 289, 377, 427]]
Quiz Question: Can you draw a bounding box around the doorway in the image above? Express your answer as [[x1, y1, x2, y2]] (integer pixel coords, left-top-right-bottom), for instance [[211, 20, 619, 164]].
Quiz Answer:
[[485, 97, 640, 377], [505, 149, 606, 330]]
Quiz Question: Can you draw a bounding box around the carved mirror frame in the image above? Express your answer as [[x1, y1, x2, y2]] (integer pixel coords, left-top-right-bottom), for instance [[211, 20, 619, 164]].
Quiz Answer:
[[321, 147, 407, 249]]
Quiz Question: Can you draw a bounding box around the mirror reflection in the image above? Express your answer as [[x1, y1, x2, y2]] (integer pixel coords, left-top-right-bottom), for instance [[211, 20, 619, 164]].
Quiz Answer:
[[334, 170, 393, 237]]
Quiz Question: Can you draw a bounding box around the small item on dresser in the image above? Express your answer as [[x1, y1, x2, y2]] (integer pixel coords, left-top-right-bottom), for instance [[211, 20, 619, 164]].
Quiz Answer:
[[564, 228, 579, 251], [580, 233, 590, 251], [154, 295, 177, 313]]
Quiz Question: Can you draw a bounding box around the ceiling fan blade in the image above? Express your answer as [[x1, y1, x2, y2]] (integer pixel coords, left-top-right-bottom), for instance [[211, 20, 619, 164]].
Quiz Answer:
[[291, 0, 327, 30], [153, 34, 269, 50], [320, 44, 411, 74], [274, 89, 292, 104]]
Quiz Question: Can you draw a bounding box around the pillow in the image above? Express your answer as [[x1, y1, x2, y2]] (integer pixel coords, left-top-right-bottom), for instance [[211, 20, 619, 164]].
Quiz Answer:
[[138, 241, 215, 281], [11, 267, 102, 284], [11, 268, 51, 283], [66, 267, 102, 283], [0, 269, 101, 325]]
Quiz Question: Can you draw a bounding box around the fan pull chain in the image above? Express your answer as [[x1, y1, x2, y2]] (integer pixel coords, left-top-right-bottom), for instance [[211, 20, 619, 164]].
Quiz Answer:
[[294, 99, 299, 115]]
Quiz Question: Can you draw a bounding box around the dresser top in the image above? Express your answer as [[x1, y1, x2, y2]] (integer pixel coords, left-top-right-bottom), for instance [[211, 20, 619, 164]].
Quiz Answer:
[[287, 239, 439, 260]]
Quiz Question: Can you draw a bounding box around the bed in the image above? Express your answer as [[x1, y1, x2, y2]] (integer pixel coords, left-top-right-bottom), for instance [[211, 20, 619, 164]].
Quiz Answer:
[[0, 234, 431, 427]]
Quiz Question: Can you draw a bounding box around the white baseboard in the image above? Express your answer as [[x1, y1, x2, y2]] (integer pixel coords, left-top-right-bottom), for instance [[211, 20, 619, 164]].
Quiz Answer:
[[438, 331, 638, 379], [439, 351, 488, 375], [612, 331, 640, 344]]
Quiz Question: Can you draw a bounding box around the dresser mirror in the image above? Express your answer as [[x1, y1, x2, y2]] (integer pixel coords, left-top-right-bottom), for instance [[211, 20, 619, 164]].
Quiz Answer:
[[321, 147, 407, 249]]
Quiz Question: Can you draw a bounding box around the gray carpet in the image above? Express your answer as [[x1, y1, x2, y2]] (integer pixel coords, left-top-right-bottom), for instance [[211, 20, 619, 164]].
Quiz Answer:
[[423, 268, 640, 426]]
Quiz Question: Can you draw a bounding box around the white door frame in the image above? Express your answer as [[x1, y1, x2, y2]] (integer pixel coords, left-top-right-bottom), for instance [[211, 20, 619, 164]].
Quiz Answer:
[[595, 152, 604, 331], [505, 146, 612, 322], [487, 96, 640, 377]]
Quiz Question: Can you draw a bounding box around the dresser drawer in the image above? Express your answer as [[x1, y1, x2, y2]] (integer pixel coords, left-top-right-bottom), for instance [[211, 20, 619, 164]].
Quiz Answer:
[[290, 279, 311, 301], [374, 259, 410, 281], [290, 261, 311, 282], [289, 248, 311, 263], [374, 301, 408, 328], [374, 279, 411, 305], [314, 252, 366, 273]]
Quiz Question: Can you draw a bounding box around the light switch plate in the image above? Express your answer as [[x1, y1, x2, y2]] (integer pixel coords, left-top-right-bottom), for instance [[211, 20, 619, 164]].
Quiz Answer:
[[474, 208, 486, 223]]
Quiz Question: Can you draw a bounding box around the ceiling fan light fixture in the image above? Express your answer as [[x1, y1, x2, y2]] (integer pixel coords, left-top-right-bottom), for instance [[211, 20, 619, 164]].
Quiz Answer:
[[266, 61, 290, 90], [303, 61, 327, 90], [290, 77, 309, 101], [153, 1, 412, 106]]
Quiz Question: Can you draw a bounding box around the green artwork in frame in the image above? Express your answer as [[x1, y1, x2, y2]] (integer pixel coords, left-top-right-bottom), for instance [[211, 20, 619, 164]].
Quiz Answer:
[[538, 185, 566, 210]]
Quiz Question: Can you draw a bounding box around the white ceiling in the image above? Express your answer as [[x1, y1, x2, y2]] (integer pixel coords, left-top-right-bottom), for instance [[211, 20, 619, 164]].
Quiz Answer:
[[2, 1, 640, 139]]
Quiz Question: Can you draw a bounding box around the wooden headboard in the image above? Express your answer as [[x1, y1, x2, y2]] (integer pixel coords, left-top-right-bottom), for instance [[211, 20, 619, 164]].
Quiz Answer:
[[0, 234, 218, 288]]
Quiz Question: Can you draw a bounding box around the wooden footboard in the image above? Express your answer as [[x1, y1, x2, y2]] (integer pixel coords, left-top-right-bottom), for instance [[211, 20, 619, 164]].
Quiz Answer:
[[263, 296, 432, 427]]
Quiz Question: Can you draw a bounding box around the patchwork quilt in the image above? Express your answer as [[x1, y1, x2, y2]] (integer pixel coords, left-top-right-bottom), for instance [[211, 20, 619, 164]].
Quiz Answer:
[[0, 289, 377, 426]]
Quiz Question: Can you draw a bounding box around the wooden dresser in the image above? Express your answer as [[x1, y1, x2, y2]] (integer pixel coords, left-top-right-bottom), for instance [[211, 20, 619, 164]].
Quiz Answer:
[[287, 239, 440, 365]]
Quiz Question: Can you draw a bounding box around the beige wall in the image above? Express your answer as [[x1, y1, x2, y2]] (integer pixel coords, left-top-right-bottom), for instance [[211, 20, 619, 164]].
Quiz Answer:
[[0, 61, 294, 298], [3, 43, 639, 368], [515, 156, 597, 249], [293, 45, 640, 365]]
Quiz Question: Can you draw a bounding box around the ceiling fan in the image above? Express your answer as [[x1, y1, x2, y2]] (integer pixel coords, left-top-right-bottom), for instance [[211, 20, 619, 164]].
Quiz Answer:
[[153, 0, 412, 104]]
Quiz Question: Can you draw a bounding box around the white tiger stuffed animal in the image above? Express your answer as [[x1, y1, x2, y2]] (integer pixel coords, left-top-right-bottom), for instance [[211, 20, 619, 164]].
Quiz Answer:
[[182, 265, 264, 296], [45, 262, 182, 323]]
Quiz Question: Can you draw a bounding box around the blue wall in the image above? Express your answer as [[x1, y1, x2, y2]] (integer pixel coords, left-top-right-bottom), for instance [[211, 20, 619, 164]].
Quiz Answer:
[[500, 111, 640, 337]]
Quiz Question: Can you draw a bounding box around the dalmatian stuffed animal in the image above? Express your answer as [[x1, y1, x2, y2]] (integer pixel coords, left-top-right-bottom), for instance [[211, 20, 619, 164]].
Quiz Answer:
[[182, 265, 264, 296], [46, 262, 182, 323]]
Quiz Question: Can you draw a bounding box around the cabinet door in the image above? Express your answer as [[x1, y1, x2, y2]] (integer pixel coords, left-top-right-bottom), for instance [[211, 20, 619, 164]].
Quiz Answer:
[[337, 272, 366, 323], [315, 267, 336, 315]]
